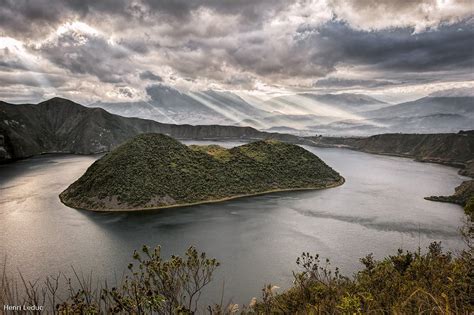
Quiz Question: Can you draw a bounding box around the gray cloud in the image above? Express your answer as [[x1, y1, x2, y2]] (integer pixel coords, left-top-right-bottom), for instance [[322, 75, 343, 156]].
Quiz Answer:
[[139, 70, 163, 81], [313, 78, 400, 89], [0, 0, 472, 103], [300, 20, 474, 77], [35, 28, 132, 83], [0, 72, 65, 87], [117, 87, 135, 98]]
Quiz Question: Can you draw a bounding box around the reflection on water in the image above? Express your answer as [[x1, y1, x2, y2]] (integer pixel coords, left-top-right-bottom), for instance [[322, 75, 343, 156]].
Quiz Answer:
[[0, 144, 467, 305]]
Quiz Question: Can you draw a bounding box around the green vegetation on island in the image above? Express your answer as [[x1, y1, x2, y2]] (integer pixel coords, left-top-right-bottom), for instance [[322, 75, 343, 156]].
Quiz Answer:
[[60, 133, 343, 211]]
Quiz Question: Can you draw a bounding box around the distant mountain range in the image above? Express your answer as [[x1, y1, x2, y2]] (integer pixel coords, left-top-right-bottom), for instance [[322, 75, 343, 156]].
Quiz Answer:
[[87, 85, 473, 136], [89, 86, 270, 127], [0, 97, 300, 163], [1, 97, 472, 176]]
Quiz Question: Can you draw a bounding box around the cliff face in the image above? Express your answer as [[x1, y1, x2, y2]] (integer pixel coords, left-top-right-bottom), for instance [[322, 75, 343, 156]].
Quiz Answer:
[[307, 132, 474, 168], [0, 98, 301, 163]]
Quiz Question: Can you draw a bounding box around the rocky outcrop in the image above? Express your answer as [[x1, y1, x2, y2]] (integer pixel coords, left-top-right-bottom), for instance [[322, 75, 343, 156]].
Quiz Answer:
[[425, 180, 474, 206]]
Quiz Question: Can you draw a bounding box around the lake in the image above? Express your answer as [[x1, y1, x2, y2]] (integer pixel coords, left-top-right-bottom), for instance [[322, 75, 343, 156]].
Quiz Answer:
[[0, 142, 468, 307]]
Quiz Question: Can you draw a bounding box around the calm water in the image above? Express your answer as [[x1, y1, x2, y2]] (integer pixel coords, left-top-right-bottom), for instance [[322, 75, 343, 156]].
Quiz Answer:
[[0, 142, 468, 306]]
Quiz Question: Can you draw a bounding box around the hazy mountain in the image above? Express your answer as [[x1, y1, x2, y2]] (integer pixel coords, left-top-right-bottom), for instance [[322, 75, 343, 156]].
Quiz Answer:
[[301, 93, 388, 112], [429, 87, 474, 97], [308, 113, 474, 136], [363, 97, 474, 119], [190, 90, 271, 127], [241, 114, 338, 132], [303, 96, 474, 136], [89, 86, 270, 126], [264, 93, 388, 116], [233, 93, 388, 132], [0, 97, 301, 163], [93, 90, 472, 136]]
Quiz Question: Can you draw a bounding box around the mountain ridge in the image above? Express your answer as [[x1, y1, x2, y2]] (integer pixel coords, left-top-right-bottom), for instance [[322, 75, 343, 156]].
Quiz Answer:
[[0, 97, 301, 163]]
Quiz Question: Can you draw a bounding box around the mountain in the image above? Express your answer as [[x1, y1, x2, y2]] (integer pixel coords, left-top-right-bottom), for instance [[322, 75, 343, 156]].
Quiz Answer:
[[88, 101, 174, 123], [302, 93, 388, 112], [88, 92, 473, 136], [264, 93, 388, 115], [59, 133, 344, 211], [308, 113, 473, 136], [305, 96, 474, 136], [189, 90, 271, 127], [92, 91, 388, 132], [236, 93, 388, 131], [90, 85, 232, 125], [363, 96, 474, 119], [0, 97, 302, 163], [89, 86, 270, 126]]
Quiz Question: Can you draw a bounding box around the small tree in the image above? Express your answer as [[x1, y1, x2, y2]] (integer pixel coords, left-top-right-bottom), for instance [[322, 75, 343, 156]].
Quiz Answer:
[[105, 245, 219, 314]]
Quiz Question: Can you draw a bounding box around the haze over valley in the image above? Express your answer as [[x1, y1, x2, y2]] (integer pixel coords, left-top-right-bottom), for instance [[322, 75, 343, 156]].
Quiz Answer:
[[88, 86, 474, 136]]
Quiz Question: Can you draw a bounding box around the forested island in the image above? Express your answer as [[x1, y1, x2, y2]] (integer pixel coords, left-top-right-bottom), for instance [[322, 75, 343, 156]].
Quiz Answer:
[[60, 133, 343, 211]]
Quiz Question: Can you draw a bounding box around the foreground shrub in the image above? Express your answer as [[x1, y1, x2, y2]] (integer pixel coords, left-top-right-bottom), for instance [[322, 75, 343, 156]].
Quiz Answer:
[[253, 242, 473, 314], [1, 241, 472, 313]]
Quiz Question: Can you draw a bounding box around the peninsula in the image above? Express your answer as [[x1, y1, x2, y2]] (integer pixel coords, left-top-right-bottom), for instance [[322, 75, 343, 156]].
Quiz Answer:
[[60, 133, 344, 211]]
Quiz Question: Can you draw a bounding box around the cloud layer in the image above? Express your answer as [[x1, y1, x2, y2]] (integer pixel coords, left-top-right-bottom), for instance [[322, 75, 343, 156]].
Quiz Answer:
[[0, 0, 472, 103]]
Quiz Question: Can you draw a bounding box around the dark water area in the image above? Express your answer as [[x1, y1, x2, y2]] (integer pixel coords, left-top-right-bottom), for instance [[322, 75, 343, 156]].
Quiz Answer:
[[0, 142, 467, 306]]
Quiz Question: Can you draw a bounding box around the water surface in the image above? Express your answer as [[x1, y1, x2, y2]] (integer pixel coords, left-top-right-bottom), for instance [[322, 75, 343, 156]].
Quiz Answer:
[[0, 143, 467, 305]]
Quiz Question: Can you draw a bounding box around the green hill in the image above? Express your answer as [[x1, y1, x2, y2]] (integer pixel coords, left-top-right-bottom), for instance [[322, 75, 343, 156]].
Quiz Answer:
[[60, 133, 343, 211]]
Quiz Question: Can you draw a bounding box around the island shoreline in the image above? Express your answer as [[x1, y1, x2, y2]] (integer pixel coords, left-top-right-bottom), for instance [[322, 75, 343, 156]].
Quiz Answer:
[[59, 177, 345, 213]]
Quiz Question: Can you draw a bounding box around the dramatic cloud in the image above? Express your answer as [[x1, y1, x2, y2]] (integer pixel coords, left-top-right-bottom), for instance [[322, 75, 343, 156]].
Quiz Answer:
[[0, 0, 472, 103], [313, 78, 400, 89], [139, 70, 163, 81], [329, 0, 473, 32], [304, 21, 474, 73]]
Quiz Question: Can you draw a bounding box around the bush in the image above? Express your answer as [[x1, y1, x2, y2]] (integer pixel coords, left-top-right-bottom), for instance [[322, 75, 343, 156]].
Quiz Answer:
[[253, 242, 473, 314]]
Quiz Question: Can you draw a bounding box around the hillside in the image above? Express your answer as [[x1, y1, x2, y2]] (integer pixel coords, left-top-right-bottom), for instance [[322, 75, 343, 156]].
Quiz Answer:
[[307, 131, 474, 168], [60, 134, 343, 211], [0, 97, 301, 163]]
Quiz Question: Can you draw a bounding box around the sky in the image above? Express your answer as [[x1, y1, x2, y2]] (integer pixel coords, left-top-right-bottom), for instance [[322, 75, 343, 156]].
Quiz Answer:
[[0, 0, 473, 104]]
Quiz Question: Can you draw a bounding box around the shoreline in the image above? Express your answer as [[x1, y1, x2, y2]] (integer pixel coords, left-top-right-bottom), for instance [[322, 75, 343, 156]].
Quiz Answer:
[[305, 142, 469, 171], [59, 177, 345, 213]]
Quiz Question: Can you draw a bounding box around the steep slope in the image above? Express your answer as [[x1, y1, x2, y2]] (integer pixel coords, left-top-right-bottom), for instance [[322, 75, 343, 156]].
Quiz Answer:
[[307, 131, 474, 167], [0, 98, 302, 163], [60, 134, 343, 211]]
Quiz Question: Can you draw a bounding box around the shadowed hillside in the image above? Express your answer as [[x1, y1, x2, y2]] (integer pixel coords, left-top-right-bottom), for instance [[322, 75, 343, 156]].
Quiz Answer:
[[0, 98, 301, 163]]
